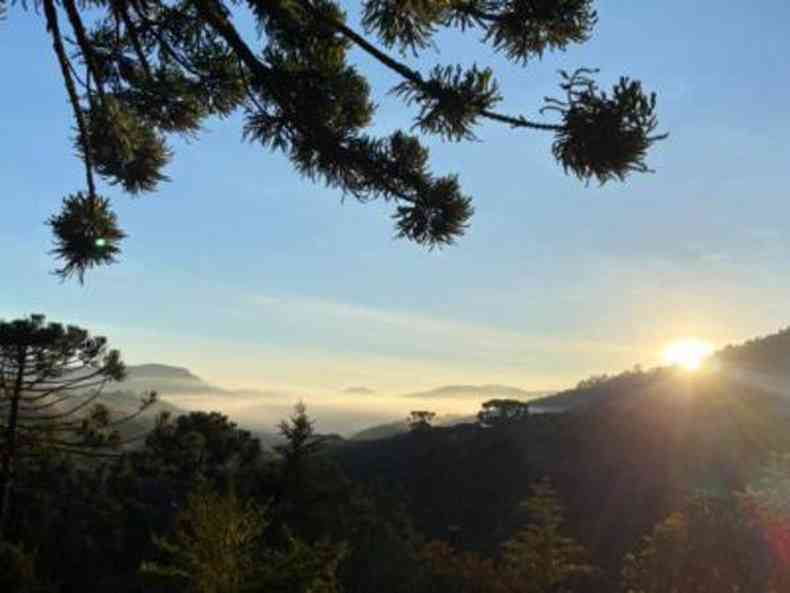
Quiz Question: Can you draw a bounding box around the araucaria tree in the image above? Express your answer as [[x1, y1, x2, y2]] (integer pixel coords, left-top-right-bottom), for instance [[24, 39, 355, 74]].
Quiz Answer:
[[477, 398, 531, 427], [5, 0, 666, 281], [407, 410, 436, 432], [0, 314, 154, 537]]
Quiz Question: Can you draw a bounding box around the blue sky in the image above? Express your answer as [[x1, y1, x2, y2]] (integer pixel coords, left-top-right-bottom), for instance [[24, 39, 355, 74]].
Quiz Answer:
[[2, 1, 790, 395]]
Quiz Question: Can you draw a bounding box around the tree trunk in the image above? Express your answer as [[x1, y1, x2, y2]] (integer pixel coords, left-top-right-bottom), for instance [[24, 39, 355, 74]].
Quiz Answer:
[[0, 349, 25, 538]]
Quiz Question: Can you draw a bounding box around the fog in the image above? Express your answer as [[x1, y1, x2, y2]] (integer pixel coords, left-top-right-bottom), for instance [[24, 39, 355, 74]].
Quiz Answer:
[[162, 391, 493, 436]]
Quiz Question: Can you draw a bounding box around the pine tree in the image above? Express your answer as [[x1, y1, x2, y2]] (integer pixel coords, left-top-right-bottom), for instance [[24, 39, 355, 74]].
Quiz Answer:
[[500, 479, 595, 593], [142, 486, 266, 593], [8, 0, 666, 281], [0, 314, 154, 538]]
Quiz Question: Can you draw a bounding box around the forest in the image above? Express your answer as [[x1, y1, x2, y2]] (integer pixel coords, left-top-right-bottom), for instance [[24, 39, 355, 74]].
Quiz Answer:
[[4, 315, 790, 592]]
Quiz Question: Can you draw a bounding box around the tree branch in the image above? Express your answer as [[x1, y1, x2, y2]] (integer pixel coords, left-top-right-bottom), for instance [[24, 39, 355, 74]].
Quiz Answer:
[[298, 0, 563, 132], [43, 0, 97, 196]]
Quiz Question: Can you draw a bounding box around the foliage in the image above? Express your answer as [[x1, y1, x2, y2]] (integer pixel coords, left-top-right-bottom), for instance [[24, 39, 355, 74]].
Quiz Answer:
[[477, 398, 530, 427], [419, 480, 595, 593], [420, 539, 508, 593], [8, 0, 666, 280], [542, 69, 667, 184], [336, 484, 425, 593], [47, 192, 126, 283], [272, 402, 350, 541], [574, 373, 610, 390], [0, 314, 153, 536], [142, 486, 268, 593], [251, 536, 347, 593], [276, 402, 323, 466], [742, 452, 790, 521], [500, 479, 596, 593], [621, 493, 773, 593], [407, 410, 436, 432], [142, 485, 346, 593], [131, 411, 262, 486]]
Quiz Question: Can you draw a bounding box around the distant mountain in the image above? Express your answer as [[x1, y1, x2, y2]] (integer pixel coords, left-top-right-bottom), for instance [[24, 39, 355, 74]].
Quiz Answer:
[[120, 364, 289, 400], [350, 421, 407, 441], [403, 384, 552, 401], [119, 364, 226, 396], [127, 363, 201, 381], [108, 364, 287, 446]]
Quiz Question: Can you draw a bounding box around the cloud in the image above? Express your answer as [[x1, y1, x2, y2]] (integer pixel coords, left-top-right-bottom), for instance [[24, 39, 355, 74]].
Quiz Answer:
[[244, 293, 630, 359], [343, 386, 375, 395]]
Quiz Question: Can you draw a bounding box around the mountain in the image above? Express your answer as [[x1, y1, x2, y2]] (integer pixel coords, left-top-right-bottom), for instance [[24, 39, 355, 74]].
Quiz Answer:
[[106, 364, 288, 446], [119, 364, 288, 400], [403, 384, 552, 401]]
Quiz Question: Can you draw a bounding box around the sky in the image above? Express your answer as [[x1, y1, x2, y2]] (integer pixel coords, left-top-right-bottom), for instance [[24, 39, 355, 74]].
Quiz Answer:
[[2, 1, 790, 399]]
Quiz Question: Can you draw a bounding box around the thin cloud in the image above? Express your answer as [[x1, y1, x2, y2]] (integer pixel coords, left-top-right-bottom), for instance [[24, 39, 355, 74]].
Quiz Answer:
[[343, 386, 376, 395], [245, 293, 631, 358]]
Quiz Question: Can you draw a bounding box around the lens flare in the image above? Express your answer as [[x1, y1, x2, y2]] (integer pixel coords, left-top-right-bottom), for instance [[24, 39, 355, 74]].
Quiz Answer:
[[663, 339, 714, 371]]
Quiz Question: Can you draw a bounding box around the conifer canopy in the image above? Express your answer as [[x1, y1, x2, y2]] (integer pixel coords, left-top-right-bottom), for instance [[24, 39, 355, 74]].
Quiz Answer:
[[10, 0, 666, 280]]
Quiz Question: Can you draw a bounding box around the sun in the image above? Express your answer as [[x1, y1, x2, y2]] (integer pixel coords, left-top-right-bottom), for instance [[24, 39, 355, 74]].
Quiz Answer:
[[663, 339, 714, 371]]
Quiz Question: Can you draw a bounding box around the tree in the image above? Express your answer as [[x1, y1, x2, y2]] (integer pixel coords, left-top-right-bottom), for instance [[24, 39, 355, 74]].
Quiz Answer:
[[0, 314, 154, 537], [407, 410, 436, 432], [419, 539, 508, 593], [275, 401, 323, 468], [142, 485, 346, 593], [574, 373, 609, 390], [500, 479, 595, 593], [736, 453, 790, 591], [132, 410, 263, 485], [621, 493, 772, 593], [142, 485, 266, 593], [418, 481, 594, 593], [477, 398, 530, 427], [273, 402, 337, 537], [420, 540, 498, 593], [8, 0, 666, 281]]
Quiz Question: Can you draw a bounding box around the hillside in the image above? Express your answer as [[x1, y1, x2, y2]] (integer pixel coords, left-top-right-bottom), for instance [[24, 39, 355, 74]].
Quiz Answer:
[[332, 367, 790, 586], [350, 414, 476, 441], [349, 386, 551, 441], [714, 327, 790, 392], [530, 366, 660, 411]]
